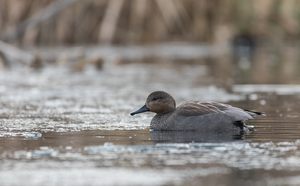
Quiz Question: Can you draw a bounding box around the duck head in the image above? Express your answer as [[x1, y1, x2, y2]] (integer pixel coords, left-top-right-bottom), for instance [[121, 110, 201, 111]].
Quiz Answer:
[[130, 91, 176, 116]]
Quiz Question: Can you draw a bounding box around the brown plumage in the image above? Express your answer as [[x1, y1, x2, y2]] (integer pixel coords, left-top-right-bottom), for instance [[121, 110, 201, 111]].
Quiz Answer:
[[177, 101, 229, 116]]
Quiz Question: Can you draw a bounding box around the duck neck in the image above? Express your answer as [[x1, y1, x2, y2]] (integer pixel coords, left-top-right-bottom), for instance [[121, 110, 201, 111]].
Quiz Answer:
[[150, 111, 174, 130], [162, 107, 176, 114]]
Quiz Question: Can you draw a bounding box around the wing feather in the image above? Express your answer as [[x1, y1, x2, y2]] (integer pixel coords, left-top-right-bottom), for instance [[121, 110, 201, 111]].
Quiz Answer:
[[176, 101, 232, 116]]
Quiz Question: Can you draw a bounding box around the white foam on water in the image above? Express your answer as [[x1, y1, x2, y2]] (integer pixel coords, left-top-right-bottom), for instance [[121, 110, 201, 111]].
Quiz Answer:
[[0, 66, 242, 132], [0, 160, 228, 186]]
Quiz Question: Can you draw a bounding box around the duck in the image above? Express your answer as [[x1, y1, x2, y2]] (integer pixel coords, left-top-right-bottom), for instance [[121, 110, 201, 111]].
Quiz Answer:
[[130, 91, 263, 133]]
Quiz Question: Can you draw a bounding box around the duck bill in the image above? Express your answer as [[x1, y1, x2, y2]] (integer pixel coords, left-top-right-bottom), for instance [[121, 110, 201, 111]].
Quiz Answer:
[[130, 105, 150, 116]]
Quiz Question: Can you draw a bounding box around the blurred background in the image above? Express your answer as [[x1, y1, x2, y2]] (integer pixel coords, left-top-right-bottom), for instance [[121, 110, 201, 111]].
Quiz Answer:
[[1, 0, 300, 85]]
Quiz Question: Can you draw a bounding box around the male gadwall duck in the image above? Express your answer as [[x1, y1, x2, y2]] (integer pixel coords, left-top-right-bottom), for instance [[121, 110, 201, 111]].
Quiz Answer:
[[131, 91, 263, 132]]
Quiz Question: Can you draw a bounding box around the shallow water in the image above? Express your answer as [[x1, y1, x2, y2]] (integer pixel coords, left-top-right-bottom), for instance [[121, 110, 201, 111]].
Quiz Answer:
[[0, 64, 300, 186]]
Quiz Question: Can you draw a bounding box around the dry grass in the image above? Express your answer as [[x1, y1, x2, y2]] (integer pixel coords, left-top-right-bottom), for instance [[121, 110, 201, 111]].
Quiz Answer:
[[0, 0, 300, 45]]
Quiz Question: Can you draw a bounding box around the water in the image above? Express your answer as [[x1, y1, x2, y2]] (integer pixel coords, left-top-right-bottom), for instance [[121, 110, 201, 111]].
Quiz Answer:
[[0, 63, 300, 186]]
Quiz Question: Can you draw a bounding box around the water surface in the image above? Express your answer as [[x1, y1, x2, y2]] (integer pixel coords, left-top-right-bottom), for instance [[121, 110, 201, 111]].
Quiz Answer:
[[0, 64, 300, 186]]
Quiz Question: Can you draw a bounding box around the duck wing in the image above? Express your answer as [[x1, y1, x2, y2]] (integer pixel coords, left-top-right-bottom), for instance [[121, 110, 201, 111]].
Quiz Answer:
[[176, 101, 261, 122], [176, 101, 230, 116]]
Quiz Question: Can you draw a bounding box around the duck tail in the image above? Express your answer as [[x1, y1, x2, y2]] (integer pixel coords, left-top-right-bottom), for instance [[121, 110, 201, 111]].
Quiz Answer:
[[244, 109, 265, 117]]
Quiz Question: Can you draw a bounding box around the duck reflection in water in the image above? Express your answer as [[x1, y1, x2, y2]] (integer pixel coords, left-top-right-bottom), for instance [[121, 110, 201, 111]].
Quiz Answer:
[[150, 130, 244, 143]]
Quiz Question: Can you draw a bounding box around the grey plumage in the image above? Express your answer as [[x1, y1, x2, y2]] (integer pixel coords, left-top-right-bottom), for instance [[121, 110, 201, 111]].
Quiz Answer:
[[131, 91, 263, 133]]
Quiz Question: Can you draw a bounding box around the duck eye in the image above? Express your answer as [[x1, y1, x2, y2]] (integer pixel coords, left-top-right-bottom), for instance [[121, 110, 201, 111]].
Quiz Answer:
[[152, 97, 161, 101]]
